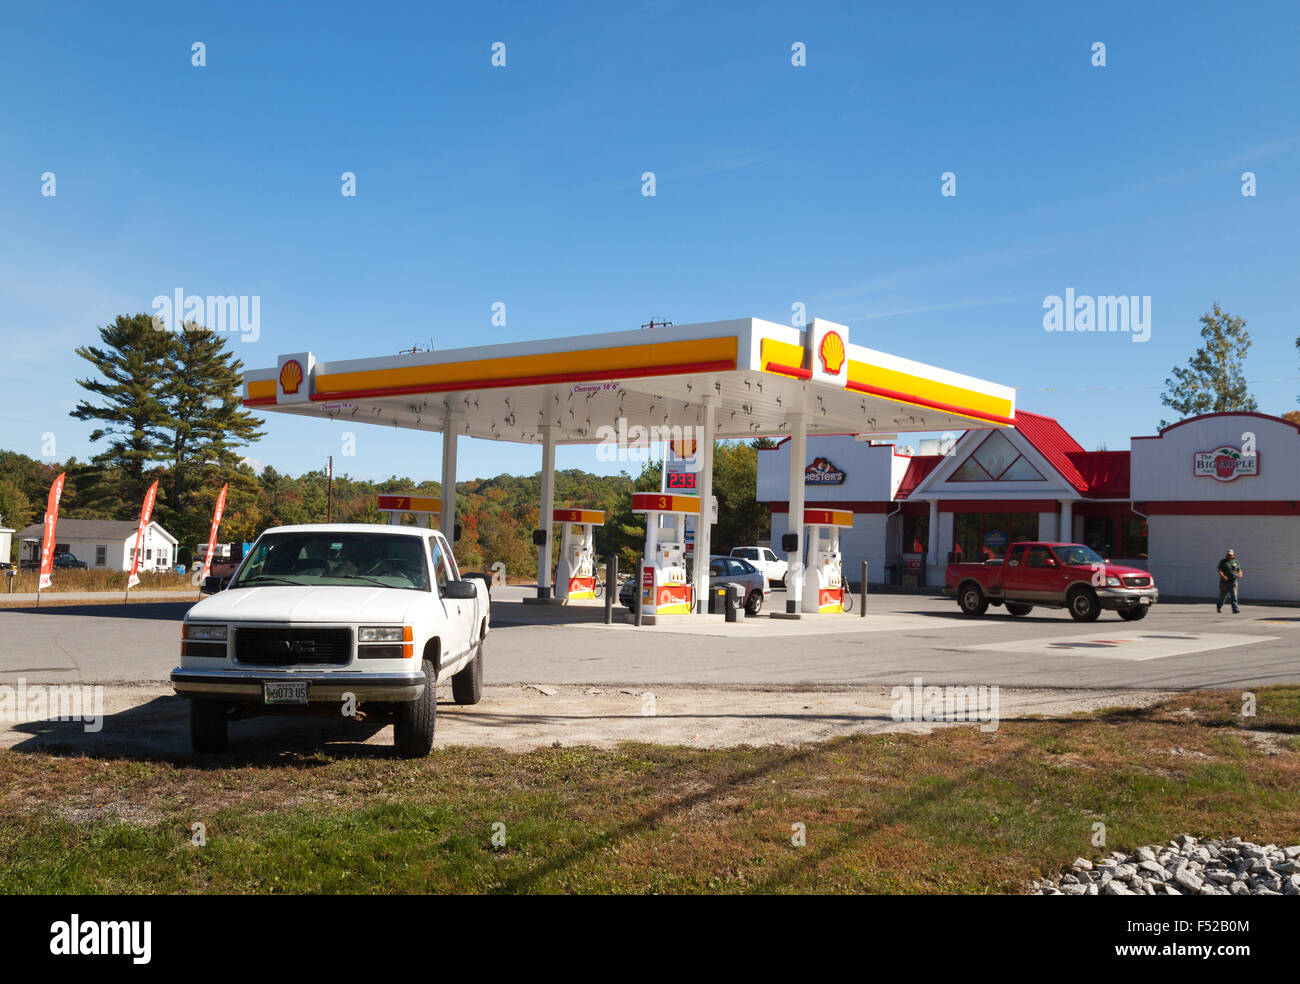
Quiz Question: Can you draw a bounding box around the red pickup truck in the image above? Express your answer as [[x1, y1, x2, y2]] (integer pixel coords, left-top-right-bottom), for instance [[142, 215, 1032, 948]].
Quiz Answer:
[[944, 542, 1158, 622]]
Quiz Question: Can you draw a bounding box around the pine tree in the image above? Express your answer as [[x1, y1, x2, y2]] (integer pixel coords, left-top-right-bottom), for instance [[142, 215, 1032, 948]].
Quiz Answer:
[[159, 325, 265, 546], [1160, 303, 1257, 427], [70, 314, 175, 512]]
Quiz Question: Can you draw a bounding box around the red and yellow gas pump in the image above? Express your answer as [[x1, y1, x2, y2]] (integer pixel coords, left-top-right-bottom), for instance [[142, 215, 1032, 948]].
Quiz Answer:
[[802, 508, 853, 614], [552, 508, 604, 601], [632, 492, 699, 615]]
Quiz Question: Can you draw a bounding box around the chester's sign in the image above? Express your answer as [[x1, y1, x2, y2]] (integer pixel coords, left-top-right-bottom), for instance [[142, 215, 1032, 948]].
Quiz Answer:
[[806, 457, 846, 485], [1193, 446, 1258, 482]]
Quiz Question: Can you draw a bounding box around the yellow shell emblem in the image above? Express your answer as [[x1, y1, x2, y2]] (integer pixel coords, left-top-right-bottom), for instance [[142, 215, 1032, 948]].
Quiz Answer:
[[279, 359, 304, 394], [819, 331, 846, 374]]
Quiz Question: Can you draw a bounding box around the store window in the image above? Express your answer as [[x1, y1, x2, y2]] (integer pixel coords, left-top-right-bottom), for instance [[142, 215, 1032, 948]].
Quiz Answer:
[[1082, 517, 1113, 557], [1120, 516, 1148, 559], [953, 512, 1038, 561], [949, 431, 1045, 482], [902, 514, 929, 554]]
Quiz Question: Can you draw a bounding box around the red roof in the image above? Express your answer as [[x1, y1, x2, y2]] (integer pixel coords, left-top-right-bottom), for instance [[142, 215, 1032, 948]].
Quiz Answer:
[[895, 454, 942, 499], [1066, 450, 1131, 498], [1009, 411, 1088, 491]]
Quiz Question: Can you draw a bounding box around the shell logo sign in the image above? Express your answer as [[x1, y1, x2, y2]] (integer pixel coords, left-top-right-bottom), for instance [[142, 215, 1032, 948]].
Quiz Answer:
[[275, 352, 315, 404], [279, 359, 304, 395], [807, 318, 850, 386], [819, 331, 845, 375]]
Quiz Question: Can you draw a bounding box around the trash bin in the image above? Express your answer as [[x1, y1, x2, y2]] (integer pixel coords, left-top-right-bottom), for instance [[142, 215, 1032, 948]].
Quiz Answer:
[[724, 583, 744, 622], [707, 585, 729, 614]]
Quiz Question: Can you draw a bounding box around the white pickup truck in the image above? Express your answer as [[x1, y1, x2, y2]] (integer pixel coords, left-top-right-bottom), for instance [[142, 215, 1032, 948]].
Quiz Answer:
[[730, 546, 788, 586], [171, 524, 489, 757]]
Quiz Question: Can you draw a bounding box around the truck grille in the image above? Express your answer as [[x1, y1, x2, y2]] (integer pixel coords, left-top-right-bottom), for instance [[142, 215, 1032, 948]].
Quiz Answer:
[[1123, 576, 1152, 588], [235, 627, 352, 666]]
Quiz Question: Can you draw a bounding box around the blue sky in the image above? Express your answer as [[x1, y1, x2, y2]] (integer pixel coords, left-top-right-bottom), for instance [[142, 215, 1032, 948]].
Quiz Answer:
[[2, 1, 1297, 483]]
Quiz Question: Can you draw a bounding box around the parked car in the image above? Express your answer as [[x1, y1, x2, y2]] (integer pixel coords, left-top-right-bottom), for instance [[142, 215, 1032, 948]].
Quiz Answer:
[[170, 524, 489, 757], [944, 541, 1157, 622], [52, 552, 88, 569], [731, 546, 788, 586], [619, 554, 769, 615]]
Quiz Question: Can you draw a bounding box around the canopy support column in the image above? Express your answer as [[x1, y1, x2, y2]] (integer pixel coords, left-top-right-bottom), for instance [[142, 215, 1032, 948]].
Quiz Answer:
[[440, 410, 460, 538], [786, 412, 806, 614], [537, 425, 556, 598], [693, 396, 717, 613]]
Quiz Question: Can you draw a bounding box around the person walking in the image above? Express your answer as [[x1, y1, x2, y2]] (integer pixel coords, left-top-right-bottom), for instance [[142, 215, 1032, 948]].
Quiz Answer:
[[1217, 548, 1244, 614]]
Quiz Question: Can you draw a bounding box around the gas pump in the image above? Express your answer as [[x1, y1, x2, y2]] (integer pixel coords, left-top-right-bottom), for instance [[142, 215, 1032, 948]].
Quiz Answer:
[[631, 492, 698, 615], [802, 508, 853, 614], [377, 494, 441, 528], [552, 508, 605, 601]]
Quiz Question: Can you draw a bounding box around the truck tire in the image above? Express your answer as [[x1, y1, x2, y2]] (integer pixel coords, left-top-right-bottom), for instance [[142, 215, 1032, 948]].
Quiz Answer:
[[1005, 602, 1034, 617], [452, 642, 483, 705], [394, 659, 437, 757], [958, 582, 989, 617], [190, 700, 228, 754], [1067, 587, 1101, 622], [1118, 605, 1149, 621]]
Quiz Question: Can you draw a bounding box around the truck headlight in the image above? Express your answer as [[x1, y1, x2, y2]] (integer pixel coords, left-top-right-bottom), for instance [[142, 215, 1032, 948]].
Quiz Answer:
[[185, 623, 228, 641], [359, 626, 405, 643], [1105, 577, 1122, 587]]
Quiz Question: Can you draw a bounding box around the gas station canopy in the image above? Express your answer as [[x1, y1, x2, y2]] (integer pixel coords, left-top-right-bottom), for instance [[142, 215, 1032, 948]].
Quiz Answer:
[[243, 316, 1016, 615], [242, 317, 1015, 443]]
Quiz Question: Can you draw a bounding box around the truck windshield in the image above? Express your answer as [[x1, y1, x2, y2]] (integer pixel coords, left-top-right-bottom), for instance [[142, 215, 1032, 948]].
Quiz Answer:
[[1054, 544, 1105, 567], [232, 532, 430, 591]]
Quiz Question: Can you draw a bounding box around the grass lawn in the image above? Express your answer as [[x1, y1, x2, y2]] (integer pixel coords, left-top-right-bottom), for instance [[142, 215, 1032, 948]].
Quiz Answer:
[[1, 687, 1297, 894]]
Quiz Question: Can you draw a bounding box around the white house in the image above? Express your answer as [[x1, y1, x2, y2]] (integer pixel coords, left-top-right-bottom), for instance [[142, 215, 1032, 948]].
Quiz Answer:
[[15, 519, 179, 572]]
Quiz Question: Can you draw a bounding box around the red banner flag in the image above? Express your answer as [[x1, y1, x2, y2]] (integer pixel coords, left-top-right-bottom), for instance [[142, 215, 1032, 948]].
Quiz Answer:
[[126, 480, 159, 590], [37, 473, 67, 591], [199, 484, 229, 583]]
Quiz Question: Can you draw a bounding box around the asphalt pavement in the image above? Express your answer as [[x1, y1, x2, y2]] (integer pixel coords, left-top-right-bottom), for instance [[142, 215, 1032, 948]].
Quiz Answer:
[[1, 587, 1296, 691]]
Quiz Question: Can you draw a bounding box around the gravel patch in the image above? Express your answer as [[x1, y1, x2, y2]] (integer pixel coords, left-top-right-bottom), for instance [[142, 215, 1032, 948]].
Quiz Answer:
[[1032, 834, 1300, 895]]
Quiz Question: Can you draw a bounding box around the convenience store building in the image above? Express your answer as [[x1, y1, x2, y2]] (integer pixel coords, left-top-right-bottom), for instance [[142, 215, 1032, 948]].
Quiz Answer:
[[758, 410, 1300, 601]]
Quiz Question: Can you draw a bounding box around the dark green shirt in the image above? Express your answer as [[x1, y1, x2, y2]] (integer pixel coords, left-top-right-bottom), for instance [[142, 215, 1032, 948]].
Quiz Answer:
[[1218, 558, 1242, 581]]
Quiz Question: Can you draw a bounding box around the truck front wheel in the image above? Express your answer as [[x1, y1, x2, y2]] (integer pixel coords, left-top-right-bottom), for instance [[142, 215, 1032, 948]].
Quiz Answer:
[[452, 642, 483, 705], [958, 583, 989, 617], [394, 659, 437, 757], [1068, 587, 1101, 622]]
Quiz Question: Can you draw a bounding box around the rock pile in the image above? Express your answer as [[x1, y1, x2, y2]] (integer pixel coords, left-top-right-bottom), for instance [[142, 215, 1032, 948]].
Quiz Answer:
[[1032, 835, 1300, 895]]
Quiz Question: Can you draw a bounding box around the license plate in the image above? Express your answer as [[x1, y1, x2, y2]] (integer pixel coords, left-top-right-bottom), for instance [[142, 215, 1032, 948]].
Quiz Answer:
[[1140, 596, 1152, 605], [263, 681, 309, 704]]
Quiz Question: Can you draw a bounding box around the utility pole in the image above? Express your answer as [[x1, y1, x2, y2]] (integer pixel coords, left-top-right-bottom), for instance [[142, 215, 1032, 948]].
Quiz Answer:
[[327, 456, 334, 523]]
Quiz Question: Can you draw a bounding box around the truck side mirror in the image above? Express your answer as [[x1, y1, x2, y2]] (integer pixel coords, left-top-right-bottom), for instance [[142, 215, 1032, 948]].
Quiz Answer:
[[441, 579, 478, 600], [202, 575, 227, 594]]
